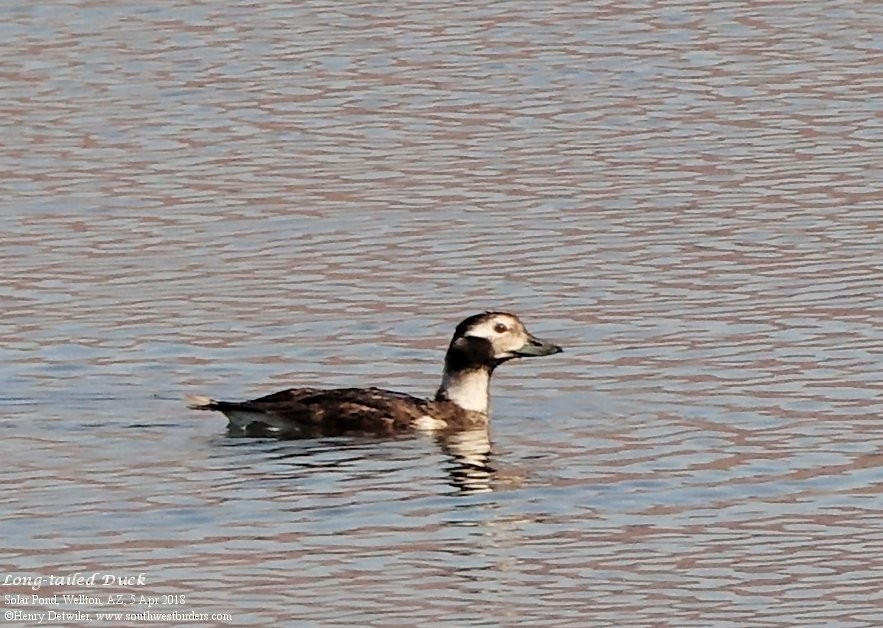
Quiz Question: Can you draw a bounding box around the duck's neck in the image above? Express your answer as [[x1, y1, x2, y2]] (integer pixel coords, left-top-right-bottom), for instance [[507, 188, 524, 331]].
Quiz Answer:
[[436, 367, 492, 414]]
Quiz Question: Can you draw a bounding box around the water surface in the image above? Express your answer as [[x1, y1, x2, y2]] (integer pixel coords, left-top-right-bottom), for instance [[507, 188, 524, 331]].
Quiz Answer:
[[2, 1, 882, 626]]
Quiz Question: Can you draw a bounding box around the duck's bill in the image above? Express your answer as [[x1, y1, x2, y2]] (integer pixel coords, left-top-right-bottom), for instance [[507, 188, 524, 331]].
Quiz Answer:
[[511, 335, 563, 357]]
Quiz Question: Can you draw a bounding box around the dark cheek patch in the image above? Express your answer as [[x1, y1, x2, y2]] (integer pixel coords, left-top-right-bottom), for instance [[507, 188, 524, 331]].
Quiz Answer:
[[447, 337, 496, 370]]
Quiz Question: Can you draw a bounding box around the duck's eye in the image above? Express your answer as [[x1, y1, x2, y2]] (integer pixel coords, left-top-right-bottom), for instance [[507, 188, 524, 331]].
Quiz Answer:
[[494, 323, 508, 333]]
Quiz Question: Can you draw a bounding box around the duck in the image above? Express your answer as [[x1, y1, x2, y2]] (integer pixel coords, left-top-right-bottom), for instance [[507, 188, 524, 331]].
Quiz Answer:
[[186, 311, 562, 436]]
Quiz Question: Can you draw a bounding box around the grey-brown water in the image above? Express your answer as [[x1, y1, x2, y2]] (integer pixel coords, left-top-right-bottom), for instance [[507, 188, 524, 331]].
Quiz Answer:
[[2, 1, 882, 626]]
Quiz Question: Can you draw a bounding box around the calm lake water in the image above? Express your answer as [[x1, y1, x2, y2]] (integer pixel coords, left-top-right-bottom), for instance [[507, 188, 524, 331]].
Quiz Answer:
[[2, 1, 882, 626]]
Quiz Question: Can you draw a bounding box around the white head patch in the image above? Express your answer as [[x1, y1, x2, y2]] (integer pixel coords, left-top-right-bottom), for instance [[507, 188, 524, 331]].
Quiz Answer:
[[462, 313, 529, 360]]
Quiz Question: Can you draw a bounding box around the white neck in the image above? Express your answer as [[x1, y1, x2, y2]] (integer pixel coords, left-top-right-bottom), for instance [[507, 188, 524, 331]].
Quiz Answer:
[[437, 368, 491, 414]]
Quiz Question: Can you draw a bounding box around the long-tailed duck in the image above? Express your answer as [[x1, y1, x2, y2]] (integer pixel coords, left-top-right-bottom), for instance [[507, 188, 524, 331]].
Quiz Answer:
[[187, 312, 562, 436]]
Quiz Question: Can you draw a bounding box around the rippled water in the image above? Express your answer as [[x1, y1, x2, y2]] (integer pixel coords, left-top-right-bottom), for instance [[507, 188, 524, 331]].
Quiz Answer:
[[2, 1, 882, 626]]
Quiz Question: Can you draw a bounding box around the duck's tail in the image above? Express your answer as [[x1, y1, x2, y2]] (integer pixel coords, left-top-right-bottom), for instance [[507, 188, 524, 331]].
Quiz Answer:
[[185, 394, 217, 410]]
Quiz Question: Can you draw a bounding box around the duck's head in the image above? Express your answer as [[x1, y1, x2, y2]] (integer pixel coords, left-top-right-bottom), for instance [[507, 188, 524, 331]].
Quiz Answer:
[[436, 312, 562, 414], [445, 311, 563, 371]]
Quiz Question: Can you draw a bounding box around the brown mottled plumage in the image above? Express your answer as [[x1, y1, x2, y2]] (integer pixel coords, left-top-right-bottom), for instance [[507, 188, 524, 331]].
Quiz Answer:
[[187, 312, 561, 436]]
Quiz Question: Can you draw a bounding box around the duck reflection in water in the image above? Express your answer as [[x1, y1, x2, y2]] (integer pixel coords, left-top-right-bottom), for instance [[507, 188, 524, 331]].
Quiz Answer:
[[436, 428, 497, 494], [231, 424, 499, 494]]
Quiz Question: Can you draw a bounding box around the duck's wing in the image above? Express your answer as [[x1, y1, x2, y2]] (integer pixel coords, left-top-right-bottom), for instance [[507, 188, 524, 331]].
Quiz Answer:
[[271, 387, 437, 433]]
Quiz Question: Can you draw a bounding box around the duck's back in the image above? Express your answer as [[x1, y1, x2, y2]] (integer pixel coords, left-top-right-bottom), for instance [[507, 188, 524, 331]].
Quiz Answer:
[[201, 386, 477, 435]]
